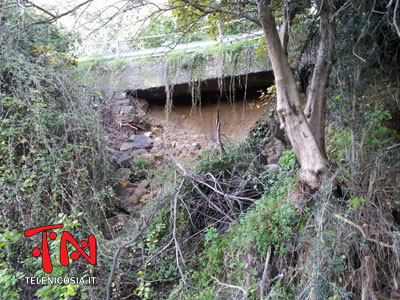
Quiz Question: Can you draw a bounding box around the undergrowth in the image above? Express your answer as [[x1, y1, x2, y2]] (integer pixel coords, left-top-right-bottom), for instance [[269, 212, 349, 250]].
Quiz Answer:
[[0, 9, 114, 299]]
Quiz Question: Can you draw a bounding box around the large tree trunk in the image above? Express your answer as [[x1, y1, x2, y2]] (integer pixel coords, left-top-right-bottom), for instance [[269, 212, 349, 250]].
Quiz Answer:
[[304, 0, 335, 157], [258, 1, 327, 189]]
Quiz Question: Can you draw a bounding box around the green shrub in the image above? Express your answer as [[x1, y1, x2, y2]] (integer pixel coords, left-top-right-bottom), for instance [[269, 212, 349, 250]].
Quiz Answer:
[[174, 164, 299, 299], [0, 7, 112, 299], [31, 215, 89, 300], [0, 222, 24, 299], [195, 142, 256, 175]]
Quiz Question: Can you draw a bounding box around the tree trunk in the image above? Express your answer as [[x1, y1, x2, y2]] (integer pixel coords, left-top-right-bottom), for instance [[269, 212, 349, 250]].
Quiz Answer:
[[361, 255, 379, 300], [279, 0, 297, 56], [304, 0, 335, 157], [258, 1, 327, 189], [279, 5, 290, 56]]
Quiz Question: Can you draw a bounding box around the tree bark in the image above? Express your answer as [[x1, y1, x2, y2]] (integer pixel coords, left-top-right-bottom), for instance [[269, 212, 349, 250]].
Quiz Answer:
[[279, 0, 297, 56], [279, 4, 290, 56], [304, 0, 335, 157], [361, 255, 379, 300], [258, 1, 327, 189]]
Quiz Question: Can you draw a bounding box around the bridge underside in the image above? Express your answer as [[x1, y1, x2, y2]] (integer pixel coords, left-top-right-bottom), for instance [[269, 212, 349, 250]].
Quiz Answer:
[[127, 70, 274, 104]]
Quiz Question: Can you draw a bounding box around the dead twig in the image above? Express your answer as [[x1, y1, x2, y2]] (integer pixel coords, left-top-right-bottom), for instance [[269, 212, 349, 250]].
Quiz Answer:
[[166, 151, 259, 229], [216, 109, 225, 155], [118, 120, 147, 131], [333, 213, 393, 249], [385, 143, 400, 150], [260, 245, 272, 300], [173, 180, 187, 285], [211, 276, 248, 300]]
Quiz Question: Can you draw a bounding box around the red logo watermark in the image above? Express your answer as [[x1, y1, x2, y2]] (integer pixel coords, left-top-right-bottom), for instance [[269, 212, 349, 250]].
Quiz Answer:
[[24, 224, 96, 274]]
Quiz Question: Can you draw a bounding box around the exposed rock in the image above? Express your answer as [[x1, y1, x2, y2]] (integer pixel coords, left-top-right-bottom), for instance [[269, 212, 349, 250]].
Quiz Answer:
[[137, 179, 149, 190], [120, 105, 133, 115], [140, 193, 152, 203], [113, 152, 132, 166], [113, 181, 135, 198], [104, 214, 129, 239], [106, 214, 128, 228], [131, 149, 148, 157], [154, 150, 165, 161], [264, 139, 284, 164], [127, 180, 149, 207], [105, 146, 117, 154], [132, 135, 151, 149], [140, 153, 153, 160], [134, 98, 149, 112], [150, 147, 160, 154], [120, 141, 136, 152], [127, 134, 136, 141], [151, 126, 163, 136], [153, 137, 163, 148], [127, 194, 140, 206], [119, 134, 151, 151], [112, 168, 131, 182]]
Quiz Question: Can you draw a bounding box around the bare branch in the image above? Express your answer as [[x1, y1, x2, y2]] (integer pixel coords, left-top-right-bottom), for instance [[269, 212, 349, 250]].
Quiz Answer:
[[176, 0, 261, 26], [25, 0, 93, 28], [216, 109, 225, 155], [211, 275, 248, 299], [333, 213, 393, 249], [259, 245, 272, 300], [172, 180, 187, 285], [25, 0, 55, 18]]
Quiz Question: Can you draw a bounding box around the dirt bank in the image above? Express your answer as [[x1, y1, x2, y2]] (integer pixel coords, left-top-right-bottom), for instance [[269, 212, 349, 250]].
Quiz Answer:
[[148, 96, 268, 143]]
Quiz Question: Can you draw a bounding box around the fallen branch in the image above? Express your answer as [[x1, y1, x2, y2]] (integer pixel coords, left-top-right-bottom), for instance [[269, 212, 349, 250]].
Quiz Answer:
[[116, 115, 148, 131], [385, 143, 400, 151], [216, 109, 225, 155], [169, 153, 255, 202], [166, 152, 260, 229], [333, 214, 393, 249], [260, 246, 272, 300], [172, 180, 187, 285], [211, 276, 247, 300]]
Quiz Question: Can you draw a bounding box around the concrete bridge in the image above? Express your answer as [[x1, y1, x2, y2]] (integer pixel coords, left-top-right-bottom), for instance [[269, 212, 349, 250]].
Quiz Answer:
[[81, 32, 275, 103], [79, 29, 264, 61]]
